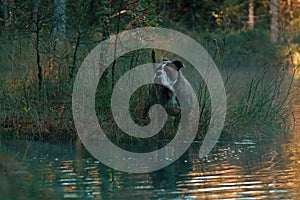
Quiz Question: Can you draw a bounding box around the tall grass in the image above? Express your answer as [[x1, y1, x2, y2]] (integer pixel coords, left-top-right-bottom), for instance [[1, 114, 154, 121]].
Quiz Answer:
[[220, 30, 294, 138], [0, 34, 75, 141], [224, 67, 291, 138], [0, 28, 296, 142]]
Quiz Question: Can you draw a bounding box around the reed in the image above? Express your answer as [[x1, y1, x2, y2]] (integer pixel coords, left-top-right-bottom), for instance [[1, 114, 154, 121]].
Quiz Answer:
[[0, 29, 295, 142]]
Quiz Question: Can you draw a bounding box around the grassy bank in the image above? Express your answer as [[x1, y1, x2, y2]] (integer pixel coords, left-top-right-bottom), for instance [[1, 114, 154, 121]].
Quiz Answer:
[[0, 28, 296, 143]]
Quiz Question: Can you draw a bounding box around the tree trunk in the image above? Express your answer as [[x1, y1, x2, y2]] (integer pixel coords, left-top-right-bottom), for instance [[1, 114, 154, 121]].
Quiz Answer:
[[33, 0, 43, 91], [99, 0, 111, 85], [163, 0, 168, 26], [189, 0, 196, 31], [53, 0, 66, 39], [248, 0, 254, 29], [1, 1, 9, 26], [270, 0, 279, 43]]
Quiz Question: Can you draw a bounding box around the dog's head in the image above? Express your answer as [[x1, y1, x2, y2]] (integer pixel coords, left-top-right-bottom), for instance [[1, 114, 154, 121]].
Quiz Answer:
[[153, 58, 184, 92]]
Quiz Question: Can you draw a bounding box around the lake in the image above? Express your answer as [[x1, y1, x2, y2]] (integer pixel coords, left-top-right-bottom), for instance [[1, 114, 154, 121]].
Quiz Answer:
[[1, 130, 300, 199]]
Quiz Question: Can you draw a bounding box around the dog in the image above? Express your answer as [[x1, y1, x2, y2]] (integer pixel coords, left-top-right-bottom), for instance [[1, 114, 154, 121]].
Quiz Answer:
[[144, 51, 194, 122]]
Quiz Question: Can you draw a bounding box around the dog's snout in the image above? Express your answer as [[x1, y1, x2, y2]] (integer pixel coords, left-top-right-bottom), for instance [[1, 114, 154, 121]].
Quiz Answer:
[[154, 76, 161, 84], [154, 71, 163, 81], [156, 71, 163, 76]]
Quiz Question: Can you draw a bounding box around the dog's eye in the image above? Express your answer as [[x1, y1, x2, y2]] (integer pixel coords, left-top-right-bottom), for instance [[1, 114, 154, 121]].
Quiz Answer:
[[166, 69, 176, 80], [165, 68, 171, 75], [165, 67, 174, 74]]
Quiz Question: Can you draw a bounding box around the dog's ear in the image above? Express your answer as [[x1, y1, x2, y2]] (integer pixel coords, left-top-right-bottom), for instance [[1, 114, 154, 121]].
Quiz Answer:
[[172, 60, 184, 71]]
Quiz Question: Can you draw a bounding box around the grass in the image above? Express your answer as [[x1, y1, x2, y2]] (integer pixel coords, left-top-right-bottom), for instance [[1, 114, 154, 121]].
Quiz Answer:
[[0, 33, 75, 140], [224, 67, 291, 139], [0, 27, 296, 143]]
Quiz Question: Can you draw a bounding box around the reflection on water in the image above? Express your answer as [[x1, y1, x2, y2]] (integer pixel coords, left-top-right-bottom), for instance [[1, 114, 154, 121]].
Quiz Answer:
[[0, 133, 300, 199], [1, 75, 300, 199], [281, 92, 300, 199]]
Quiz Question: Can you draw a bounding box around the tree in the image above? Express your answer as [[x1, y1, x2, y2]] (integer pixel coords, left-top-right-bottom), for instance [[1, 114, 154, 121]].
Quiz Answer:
[[0, 0, 9, 26], [248, 0, 254, 29], [270, 0, 278, 43], [53, 0, 66, 39], [32, 0, 43, 91]]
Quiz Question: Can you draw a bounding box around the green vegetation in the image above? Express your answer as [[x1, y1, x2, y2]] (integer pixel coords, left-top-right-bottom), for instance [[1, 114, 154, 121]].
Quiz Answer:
[[0, 0, 299, 142]]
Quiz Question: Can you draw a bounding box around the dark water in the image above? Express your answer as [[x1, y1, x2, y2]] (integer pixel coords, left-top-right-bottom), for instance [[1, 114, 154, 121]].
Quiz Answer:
[[1, 70, 300, 199], [1, 133, 300, 199]]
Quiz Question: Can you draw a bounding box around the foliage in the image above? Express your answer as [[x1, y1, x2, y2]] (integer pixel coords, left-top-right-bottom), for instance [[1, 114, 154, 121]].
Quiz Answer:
[[0, 0, 299, 142]]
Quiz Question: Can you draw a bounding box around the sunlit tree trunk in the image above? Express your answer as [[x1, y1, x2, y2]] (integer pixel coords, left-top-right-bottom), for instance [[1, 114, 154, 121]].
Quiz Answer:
[[248, 0, 254, 29], [287, 0, 292, 18], [270, 0, 279, 43]]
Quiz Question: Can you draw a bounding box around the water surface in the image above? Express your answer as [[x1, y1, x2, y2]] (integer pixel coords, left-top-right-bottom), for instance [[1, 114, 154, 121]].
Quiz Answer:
[[1, 133, 300, 199], [1, 68, 300, 199]]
